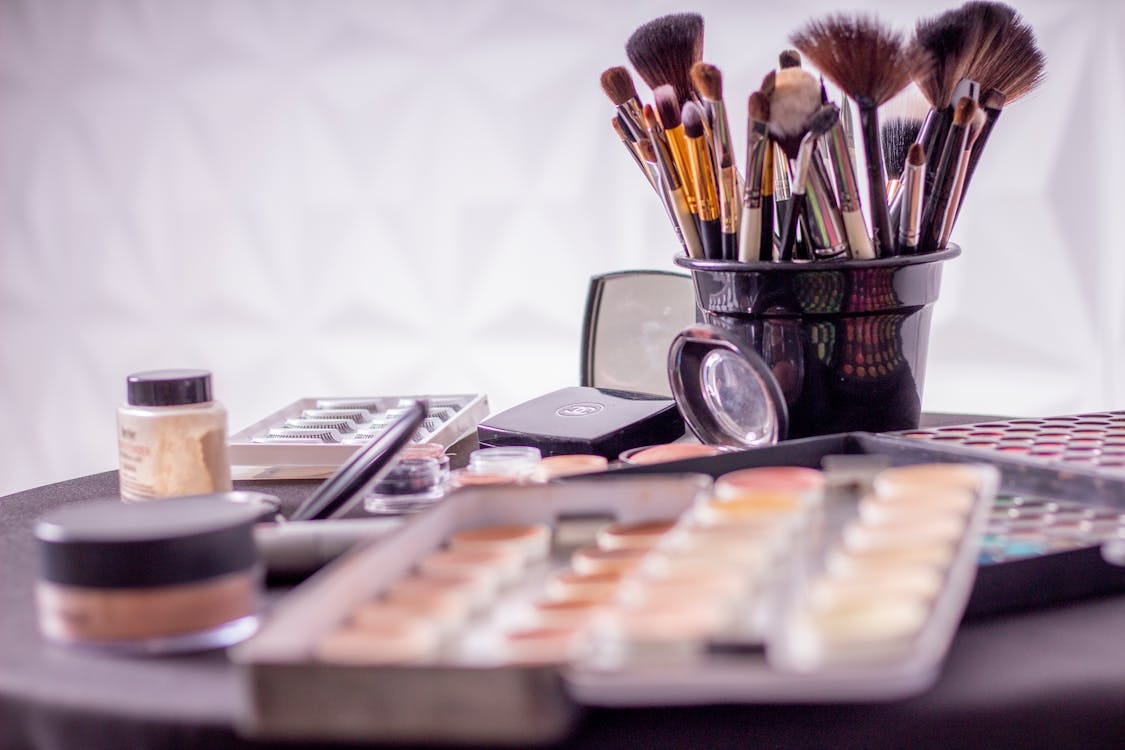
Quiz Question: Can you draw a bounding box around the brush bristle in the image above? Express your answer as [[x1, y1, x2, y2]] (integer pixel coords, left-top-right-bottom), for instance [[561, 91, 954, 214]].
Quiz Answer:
[[952, 96, 978, 127], [768, 67, 822, 148], [759, 70, 777, 96], [691, 62, 723, 100], [626, 13, 705, 104], [908, 8, 980, 107], [637, 138, 657, 163], [805, 103, 840, 138], [974, 22, 1045, 101], [654, 84, 682, 129], [748, 91, 770, 123], [881, 117, 923, 178], [779, 49, 802, 69], [601, 66, 640, 106], [612, 117, 627, 139], [642, 103, 660, 132], [791, 14, 911, 106], [907, 142, 925, 167], [682, 101, 705, 138]]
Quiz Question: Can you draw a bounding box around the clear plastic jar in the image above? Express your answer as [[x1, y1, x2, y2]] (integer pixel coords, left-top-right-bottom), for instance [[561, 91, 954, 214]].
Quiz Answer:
[[117, 369, 232, 502]]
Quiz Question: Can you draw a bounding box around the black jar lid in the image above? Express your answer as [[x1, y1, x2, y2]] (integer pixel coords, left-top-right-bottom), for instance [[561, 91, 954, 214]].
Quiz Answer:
[[667, 324, 788, 448], [126, 369, 213, 407], [35, 497, 260, 589]]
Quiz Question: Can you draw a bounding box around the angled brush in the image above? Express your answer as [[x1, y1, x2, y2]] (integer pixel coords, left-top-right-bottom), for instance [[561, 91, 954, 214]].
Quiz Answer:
[[626, 13, 704, 105]]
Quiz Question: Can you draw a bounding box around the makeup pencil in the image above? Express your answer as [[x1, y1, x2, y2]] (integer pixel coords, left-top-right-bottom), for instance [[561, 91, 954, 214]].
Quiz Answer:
[[692, 63, 740, 260], [626, 13, 705, 105], [791, 14, 913, 258], [740, 91, 772, 262], [681, 101, 723, 260]]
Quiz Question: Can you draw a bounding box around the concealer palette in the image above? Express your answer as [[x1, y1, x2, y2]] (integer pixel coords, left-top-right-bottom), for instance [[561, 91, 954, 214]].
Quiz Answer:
[[227, 393, 489, 479], [233, 442, 997, 746]]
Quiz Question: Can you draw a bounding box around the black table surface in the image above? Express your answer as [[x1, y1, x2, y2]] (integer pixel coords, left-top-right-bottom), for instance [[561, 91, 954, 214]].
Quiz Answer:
[[5, 422, 1125, 749]]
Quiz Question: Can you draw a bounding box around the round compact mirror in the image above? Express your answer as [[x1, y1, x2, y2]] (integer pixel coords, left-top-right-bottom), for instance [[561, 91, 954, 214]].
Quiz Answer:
[[667, 325, 788, 448]]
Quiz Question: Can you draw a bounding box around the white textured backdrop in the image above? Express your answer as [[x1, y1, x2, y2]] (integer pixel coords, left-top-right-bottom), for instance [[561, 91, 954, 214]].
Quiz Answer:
[[0, 0, 1116, 495]]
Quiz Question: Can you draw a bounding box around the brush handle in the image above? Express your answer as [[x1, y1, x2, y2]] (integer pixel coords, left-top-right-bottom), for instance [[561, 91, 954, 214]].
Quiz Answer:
[[739, 206, 761, 263], [919, 119, 968, 253], [805, 156, 849, 259], [956, 106, 1001, 217], [778, 193, 805, 262], [670, 185, 704, 259], [888, 107, 947, 252], [897, 159, 924, 252], [699, 217, 723, 260], [759, 194, 775, 262], [857, 103, 893, 258]]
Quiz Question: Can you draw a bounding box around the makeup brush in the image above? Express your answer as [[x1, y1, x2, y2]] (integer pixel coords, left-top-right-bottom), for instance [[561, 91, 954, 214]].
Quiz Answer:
[[822, 109, 873, 259], [692, 62, 740, 260], [778, 104, 840, 261], [767, 66, 822, 161], [897, 143, 925, 252], [638, 137, 704, 259], [600, 66, 647, 141], [626, 13, 704, 105], [881, 116, 923, 204], [654, 85, 702, 230], [939, 106, 986, 248], [791, 14, 913, 258], [919, 96, 977, 252], [642, 105, 704, 259], [740, 91, 773, 262], [681, 101, 723, 260], [611, 116, 655, 190], [958, 9, 1045, 207], [779, 49, 802, 69]]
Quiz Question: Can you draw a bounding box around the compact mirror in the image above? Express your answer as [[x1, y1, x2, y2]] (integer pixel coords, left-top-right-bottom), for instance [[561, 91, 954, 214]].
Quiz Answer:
[[580, 270, 697, 398], [668, 324, 788, 448]]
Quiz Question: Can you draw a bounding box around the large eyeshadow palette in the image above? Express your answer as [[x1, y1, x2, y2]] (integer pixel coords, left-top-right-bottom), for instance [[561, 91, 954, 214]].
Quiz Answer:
[[981, 494, 1125, 563], [897, 411, 1125, 472], [228, 394, 489, 479], [234, 460, 996, 745]]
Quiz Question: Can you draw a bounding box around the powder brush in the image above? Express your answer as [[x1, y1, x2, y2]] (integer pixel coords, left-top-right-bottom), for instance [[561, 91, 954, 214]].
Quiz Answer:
[[626, 13, 704, 105], [692, 62, 740, 259], [791, 14, 913, 257]]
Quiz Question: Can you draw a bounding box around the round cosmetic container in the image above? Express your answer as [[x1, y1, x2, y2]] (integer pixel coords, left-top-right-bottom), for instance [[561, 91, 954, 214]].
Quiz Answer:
[[117, 369, 232, 502], [34, 497, 262, 654]]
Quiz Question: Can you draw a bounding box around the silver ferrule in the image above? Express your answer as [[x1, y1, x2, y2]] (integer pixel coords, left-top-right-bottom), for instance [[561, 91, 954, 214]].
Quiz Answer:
[[821, 122, 862, 212], [805, 154, 849, 258], [898, 158, 925, 248], [648, 127, 683, 193], [618, 100, 646, 142], [742, 122, 770, 210], [773, 144, 792, 201], [793, 133, 818, 195]]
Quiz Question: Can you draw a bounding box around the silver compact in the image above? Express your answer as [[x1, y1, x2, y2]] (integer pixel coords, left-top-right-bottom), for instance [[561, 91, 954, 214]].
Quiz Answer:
[[667, 324, 788, 448]]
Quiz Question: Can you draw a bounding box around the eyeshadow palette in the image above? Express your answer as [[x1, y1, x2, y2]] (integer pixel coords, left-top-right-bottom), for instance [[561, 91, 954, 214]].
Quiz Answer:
[[896, 411, 1125, 472], [227, 394, 489, 480], [233, 446, 996, 745]]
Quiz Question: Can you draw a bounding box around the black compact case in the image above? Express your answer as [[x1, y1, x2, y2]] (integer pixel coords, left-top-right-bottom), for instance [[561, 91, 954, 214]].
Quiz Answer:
[[476, 386, 684, 459]]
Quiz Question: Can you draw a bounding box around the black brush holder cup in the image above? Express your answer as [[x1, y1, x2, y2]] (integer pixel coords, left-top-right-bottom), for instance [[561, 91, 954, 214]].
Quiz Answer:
[[674, 247, 959, 439]]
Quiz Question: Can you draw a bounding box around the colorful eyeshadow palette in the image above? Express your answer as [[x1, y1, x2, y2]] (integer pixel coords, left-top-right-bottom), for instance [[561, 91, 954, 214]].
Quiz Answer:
[[896, 411, 1125, 472], [227, 394, 489, 480]]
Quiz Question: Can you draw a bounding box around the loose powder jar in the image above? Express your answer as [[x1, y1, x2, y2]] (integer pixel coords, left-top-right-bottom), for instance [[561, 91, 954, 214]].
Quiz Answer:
[[117, 368, 232, 502], [35, 496, 262, 654]]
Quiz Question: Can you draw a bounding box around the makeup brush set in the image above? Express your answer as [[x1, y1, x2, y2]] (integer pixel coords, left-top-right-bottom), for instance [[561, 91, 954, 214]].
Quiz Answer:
[[602, 3, 1045, 262]]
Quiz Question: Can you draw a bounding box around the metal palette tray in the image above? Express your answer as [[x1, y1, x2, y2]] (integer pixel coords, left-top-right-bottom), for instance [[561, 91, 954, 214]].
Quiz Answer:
[[233, 435, 999, 746]]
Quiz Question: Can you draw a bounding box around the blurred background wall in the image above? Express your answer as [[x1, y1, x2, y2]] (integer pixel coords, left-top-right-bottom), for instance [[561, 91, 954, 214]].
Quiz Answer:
[[0, 0, 1115, 495]]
